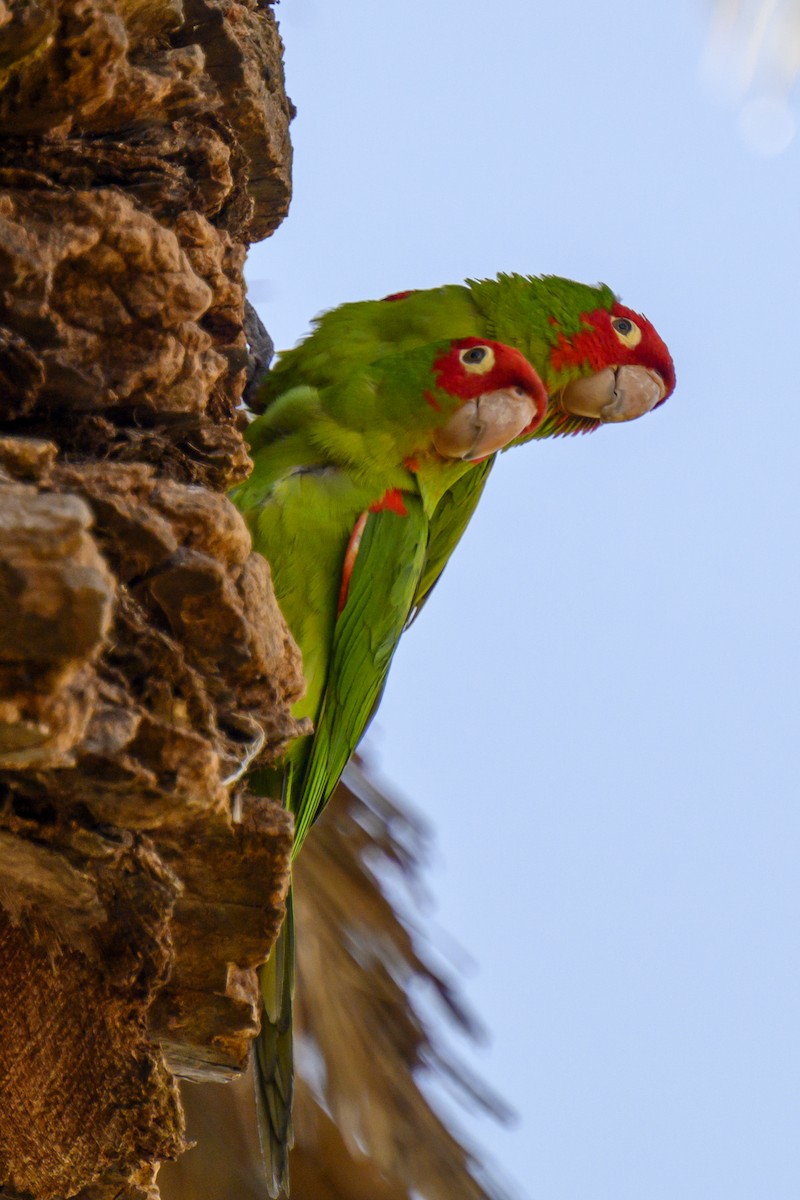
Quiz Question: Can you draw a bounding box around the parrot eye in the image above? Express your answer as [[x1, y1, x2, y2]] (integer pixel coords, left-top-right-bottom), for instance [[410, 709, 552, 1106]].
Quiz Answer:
[[611, 315, 642, 349], [458, 345, 496, 374]]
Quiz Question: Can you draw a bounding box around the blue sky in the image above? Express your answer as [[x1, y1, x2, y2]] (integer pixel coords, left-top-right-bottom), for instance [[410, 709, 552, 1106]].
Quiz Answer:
[[247, 2, 800, 1197]]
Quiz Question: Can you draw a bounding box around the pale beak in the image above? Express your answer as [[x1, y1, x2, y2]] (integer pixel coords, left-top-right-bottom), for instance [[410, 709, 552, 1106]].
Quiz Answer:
[[433, 386, 539, 461], [561, 365, 666, 423]]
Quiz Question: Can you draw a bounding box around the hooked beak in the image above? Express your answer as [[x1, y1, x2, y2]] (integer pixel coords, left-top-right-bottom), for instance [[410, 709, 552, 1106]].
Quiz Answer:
[[432, 386, 541, 461], [561, 365, 667, 423]]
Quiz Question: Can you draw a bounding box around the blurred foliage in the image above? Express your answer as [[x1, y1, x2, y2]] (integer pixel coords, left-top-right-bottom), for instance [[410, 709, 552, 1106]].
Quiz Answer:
[[160, 758, 515, 1200], [707, 0, 800, 150], [709, 0, 800, 88]]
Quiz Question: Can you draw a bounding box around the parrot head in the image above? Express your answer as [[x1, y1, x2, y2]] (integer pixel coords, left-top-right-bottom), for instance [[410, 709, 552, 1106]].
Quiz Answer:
[[547, 301, 676, 431], [456, 273, 675, 439], [430, 337, 548, 461]]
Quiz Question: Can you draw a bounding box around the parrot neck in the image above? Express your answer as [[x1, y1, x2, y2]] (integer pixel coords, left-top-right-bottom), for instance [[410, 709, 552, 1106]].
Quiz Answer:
[[412, 454, 477, 516]]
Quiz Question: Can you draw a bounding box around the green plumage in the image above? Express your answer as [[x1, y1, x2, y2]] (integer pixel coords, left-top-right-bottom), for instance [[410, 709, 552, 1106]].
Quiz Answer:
[[232, 273, 669, 1194], [262, 274, 616, 413], [235, 340, 493, 744], [258, 275, 620, 627], [233, 335, 524, 1195]]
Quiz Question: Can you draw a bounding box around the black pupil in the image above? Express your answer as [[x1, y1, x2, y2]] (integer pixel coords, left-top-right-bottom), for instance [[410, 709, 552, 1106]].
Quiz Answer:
[[464, 347, 487, 363], [615, 319, 632, 334]]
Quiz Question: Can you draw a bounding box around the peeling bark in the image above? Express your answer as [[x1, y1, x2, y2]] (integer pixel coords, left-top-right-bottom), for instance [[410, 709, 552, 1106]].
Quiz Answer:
[[0, 0, 296, 1196]]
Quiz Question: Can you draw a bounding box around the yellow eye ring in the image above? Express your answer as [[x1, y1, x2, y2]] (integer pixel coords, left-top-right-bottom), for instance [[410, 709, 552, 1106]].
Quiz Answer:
[[458, 345, 496, 374], [611, 316, 642, 349]]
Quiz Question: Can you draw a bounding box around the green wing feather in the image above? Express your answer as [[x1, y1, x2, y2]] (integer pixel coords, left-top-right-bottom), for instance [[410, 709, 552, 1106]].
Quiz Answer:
[[407, 457, 494, 626], [256, 894, 295, 1198], [292, 496, 428, 850], [252, 490, 429, 1194]]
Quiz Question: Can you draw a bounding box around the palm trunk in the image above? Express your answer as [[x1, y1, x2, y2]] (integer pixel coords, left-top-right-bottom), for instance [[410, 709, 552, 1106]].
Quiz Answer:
[[0, 2, 297, 1197]]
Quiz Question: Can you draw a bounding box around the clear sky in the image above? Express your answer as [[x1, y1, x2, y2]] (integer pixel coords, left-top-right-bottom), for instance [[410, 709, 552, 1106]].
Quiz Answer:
[[246, 2, 800, 1197]]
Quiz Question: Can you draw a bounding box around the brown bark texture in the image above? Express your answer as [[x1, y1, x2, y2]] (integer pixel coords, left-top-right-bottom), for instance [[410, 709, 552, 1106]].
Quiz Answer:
[[0, 1, 298, 1197]]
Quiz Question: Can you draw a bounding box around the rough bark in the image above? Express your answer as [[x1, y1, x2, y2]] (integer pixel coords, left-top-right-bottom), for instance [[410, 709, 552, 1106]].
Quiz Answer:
[[0, 1, 296, 1197]]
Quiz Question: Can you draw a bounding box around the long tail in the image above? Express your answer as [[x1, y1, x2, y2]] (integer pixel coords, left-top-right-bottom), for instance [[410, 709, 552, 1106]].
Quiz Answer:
[[254, 890, 295, 1197]]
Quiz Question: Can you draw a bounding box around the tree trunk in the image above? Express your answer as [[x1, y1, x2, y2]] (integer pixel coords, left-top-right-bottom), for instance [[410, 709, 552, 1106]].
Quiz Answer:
[[0, 2, 298, 1197]]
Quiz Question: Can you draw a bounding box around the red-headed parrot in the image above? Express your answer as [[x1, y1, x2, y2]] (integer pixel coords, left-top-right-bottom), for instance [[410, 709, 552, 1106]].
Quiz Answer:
[[232, 335, 548, 1195], [258, 273, 675, 618], [234, 274, 675, 1194]]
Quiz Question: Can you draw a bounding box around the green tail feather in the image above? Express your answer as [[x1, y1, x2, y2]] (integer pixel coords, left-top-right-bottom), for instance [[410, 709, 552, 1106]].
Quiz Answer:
[[255, 892, 295, 1197], [250, 503, 429, 1194]]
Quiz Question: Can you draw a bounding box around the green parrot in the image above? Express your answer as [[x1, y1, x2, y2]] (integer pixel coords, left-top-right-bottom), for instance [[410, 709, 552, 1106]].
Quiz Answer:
[[257, 273, 676, 618], [232, 335, 548, 1195], [234, 275, 675, 1194]]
